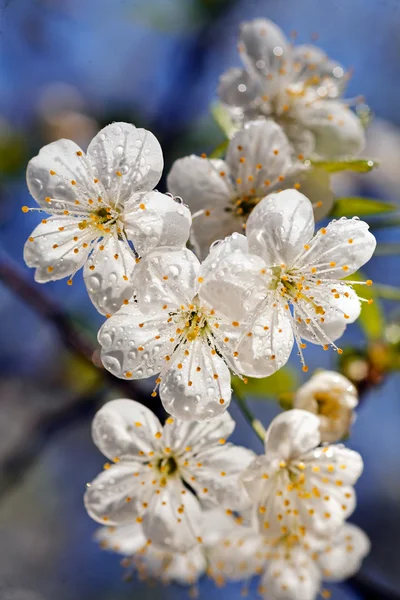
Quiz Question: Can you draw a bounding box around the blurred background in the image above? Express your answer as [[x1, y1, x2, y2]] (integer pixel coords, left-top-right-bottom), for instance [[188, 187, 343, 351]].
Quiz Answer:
[[1, 0, 400, 599]]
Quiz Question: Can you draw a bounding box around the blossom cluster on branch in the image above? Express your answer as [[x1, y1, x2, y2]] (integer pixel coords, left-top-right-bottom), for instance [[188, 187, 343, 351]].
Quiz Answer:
[[21, 18, 378, 600]]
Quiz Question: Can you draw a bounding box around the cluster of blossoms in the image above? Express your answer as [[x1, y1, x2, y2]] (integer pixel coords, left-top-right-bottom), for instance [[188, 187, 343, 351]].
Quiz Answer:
[[22, 18, 377, 600]]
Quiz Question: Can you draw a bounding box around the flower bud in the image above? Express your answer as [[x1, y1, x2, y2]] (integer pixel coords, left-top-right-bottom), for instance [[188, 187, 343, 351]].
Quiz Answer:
[[293, 370, 358, 442]]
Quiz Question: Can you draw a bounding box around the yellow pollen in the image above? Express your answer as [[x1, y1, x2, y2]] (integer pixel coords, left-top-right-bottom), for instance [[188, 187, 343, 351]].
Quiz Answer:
[[139, 203, 146, 210]]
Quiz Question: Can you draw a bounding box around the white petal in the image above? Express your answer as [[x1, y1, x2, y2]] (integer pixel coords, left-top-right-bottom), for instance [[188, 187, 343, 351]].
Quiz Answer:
[[167, 156, 233, 214], [240, 455, 273, 502], [295, 283, 361, 345], [84, 462, 153, 525], [282, 122, 316, 159], [98, 303, 176, 380], [235, 298, 294, 377], [318, 523, 370, 581], [86, 122, 163, 203], [83, 235, 136, 315], [238, 19, 292, 86], [208, 526, 266, 581], [26, 138, 98, 212], [95, 523, 146, 555], [124, 191, 192, 256], [91, 398, 162, 461], [134, 246, 201, 315], [305, 445, 363, 486], [298, 218, 376, 278], [284, 166, 334, 222], [191, 209, 243, 260], [292, 44, 347, 97], [141, 482, 202, 552], [159, 340, 232, 421], [199, 235, 267, 321], [159, 547, 206, 585], [218, 67, 262, 110], [299, 100, 365, 159], [246, 190, 315, 265], [200, 508, 240, 546], [24, 216, 92, 282], [163, 411, 236, 456], [226, 120, 294, 194], [262, 551, 321, 600], [186, 444, 255, 511], [264, 409, 321, 460]]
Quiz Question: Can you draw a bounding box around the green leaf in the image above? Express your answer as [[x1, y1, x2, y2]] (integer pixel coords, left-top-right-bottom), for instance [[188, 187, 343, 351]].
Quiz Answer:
[[331, 197, 396, 217], [310, 158, 378, 173], [232, 367, 298, 400], [209, 139, 229, 159], [345, 272, 385, 341], [210, 102, 238, 139]]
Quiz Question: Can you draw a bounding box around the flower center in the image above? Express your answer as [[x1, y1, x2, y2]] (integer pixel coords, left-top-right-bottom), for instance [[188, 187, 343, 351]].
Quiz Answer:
[[157, 455, 178, 476], [314, 392, 341, 420]]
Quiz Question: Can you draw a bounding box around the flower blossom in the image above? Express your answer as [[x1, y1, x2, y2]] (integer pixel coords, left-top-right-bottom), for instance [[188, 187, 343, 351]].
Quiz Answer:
[[84, 399, 254, 553], [23, 122, 191, 315], [213, 189, 376, 374], [98, 244, 275, 420], [167, 120, 333, 257], [208, 518, 370, 600], [241, 410, 363, 539], [218, 19, 365, 159], [95, 508, 236, 590], [294, 370, 358, 442]]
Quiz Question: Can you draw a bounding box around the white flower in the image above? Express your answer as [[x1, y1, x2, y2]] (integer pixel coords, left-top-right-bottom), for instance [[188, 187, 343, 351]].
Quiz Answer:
[[218, 19, 365, 159], [84, 398, 254, 553], [208, 519, 370, 600], [95, 508, 236, 588], [167, 120, 334, 257], [294, 370, 358, 442], [213, 189, 376, 374], [98, 243, 275, 420], [23, 122, 191, 315], [241, 409, 363, 539]]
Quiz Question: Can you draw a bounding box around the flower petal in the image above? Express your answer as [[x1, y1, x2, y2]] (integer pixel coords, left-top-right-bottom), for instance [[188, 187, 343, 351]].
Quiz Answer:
[[95, 523, 146, 555], [298, 100, 365, 159], [262, 551, 320, 600], [124, 191, 192, 256], [191, 210, 241, 261], [86, 122, 163, 204], [218, 67, 262, 110], [91, 398, 162, 461], [134, 246, 201, 315], [163, 411, 236, 456], [24, 216, 92, 282], [246, 190, 315, 265], [298, 217, 376, 278], [226, 120, 294, 195], [284, 166, 334, 222], [83, 235, 136, 315], [159, 547, 206, 585], [167, 156, 233, 214], [26, 138, 97, 212], [318, 523, 370, 581], [186, 444, 255, 511], [238, 19, 292, 86], [208, 525, 266, 581], [141, 482, 202, 553], [292, 44, 347, 98], [264, 410, 321, 461], [84, 462, 153, 525], [159, 340, 232, 421], [98, 303, 175, 380]]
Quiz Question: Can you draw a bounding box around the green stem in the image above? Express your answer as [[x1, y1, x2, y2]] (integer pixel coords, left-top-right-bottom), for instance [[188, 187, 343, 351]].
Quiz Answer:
[[373, 284, 400, 301], [231, 380, 266, 443]]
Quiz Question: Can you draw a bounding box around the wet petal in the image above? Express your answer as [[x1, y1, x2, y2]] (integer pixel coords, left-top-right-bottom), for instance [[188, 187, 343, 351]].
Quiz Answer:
[[208, 526, 266, 581], [86, 122, 163, 204], [297, 217, 376, 278], [264, 410, 321, 460], [247, 190, 315, 265], [134, 247, 201, 315], [83, 235, 136, 315], [91, 398, 162, 461], [24, 216, 93, 282], [163, 411, 236, 456], [159, 340, 232, 421], [283, 166, 334, 222], [26, 138, 98, 212], [167, 156, 233, 214], [262, 551, 320, 600], [124, 191, 192, 256], [218, 67, 262, 110], [226, 120, 294, 194], [292, 44, 347, 98], [84, 462, 153, 525], [98, 303, 176, 380]]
